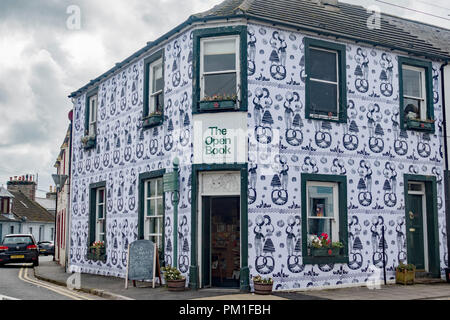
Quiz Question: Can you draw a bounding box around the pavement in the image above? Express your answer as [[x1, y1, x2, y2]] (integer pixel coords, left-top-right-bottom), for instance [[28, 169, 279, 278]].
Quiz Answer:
[[34, 260, 450, 300]]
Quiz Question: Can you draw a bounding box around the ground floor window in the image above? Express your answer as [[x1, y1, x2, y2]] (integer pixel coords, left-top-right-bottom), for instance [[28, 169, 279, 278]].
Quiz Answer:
[[301, 173, 348, 264]]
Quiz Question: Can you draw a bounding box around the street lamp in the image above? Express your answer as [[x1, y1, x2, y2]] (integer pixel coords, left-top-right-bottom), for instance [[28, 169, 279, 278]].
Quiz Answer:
[[52, 174, 68, 262]]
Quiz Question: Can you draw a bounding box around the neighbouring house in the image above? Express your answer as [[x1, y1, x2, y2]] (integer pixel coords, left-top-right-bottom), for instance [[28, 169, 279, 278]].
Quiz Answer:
[[3, 176, 55, 243], [67, 0, 449, 291], [36, 187, 57, 216], [54, 114, 73, 268]]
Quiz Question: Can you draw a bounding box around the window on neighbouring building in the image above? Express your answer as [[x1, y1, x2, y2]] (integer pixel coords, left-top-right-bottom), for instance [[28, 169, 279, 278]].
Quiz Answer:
[[200, 36, 239, 101], [29, 227, 33, 235], [143, 177, 164, 250], [10, 226, 14, 234], [1, 198, 9, 214], [305, 38, 346, 122]]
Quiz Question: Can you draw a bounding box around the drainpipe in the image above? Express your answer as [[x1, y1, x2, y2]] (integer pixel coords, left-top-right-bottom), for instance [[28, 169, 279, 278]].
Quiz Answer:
[[440, 61, 450, 269], [66, 111, 73, 272]]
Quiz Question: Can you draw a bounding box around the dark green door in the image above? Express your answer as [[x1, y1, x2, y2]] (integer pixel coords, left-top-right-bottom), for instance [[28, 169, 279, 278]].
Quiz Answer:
[[202, 197, 211, 287], [407, 194, 425, 270]]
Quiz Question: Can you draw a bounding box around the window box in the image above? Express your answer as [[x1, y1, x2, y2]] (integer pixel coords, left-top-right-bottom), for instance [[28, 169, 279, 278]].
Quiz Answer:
[[86, 246, 106, 262], [81, 135, 96, 150], [395, 264, 416, 285], [310, 247, 341, 257], [142, 114, 163, 128], [405, 118, 434, 132], [199, 99, 236, 111]]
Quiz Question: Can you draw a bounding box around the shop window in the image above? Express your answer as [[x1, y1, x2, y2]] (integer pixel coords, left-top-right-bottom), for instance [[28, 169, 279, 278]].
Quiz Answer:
[[82, 90, 98, 150], [88, 182, 107, 262], [399, 57, 434, 132], [301, 174, 348, 264], [305, 38, 347, 123], [193, 26, 247, 113], [143, 50, 164, 129]]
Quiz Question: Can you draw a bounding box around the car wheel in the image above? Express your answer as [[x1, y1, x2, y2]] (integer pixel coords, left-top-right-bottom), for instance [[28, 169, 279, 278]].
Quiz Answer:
[[33, 260, 39, 267]]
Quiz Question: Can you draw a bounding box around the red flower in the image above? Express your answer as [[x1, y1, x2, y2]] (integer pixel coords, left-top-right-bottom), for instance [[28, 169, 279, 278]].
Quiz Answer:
[[327, 239, 331, 245]]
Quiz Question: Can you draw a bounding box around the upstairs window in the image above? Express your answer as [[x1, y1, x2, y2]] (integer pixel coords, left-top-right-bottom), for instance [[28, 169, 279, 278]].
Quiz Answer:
[[305, 38, 347, 123], [200, 36, 239, 102], [143, 51, 164, 129], [88, 94, 98, 136], [399, 57, 434, 132], [193, 26, 248, 113], [148, 58, 164, 115]]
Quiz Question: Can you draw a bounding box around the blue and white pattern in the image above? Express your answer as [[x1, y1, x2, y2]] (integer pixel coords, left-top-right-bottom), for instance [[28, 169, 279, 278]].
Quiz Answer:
[[247, 24, 448, 290]]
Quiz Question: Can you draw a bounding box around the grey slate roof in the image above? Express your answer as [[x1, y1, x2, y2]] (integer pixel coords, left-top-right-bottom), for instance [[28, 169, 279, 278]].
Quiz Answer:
[[195, 0, 450, 59], [69, 0, 450, 98], [9, 190, 54, 223], [0, 187, 14, 198]]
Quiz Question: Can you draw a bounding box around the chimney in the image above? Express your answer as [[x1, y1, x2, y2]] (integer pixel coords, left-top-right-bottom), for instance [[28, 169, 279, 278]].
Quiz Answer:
[[7, 174, 37, 201]]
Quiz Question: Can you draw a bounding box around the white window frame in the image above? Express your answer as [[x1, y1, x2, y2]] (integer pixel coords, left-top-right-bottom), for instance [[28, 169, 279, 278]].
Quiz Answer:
[[306, 181, 339, 242], [95, 187, 106, 242], [143, 178, 164, 250], [148, 58, 163, 115], [308, 46, 340, 120], [403, 64, 427, 120], [200, 35, 240, 101], [88, 94, 98, 136]]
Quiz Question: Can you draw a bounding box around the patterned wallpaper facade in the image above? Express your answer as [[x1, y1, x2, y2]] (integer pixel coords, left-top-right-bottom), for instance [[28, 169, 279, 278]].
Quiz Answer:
[[246, 23, 448, 290], [69, 30, 194, 278], [69, 21, 448, 290]]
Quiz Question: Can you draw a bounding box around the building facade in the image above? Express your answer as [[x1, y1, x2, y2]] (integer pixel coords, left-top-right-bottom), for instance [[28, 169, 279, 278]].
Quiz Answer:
[[54, 119, 73, 268], [68, 0, 449, 291]]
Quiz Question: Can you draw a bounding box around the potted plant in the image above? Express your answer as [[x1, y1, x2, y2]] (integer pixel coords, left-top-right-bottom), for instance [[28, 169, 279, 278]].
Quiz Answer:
[[396, 263, 416, 285], [161, 265, 186, 291], [142, 110, 163, 127], [252, 275, 273, 295], [81, 132, 96, 149], [309, 233, 344, 257], [200, 94, 237, 110], [88, 241, 106, 262]]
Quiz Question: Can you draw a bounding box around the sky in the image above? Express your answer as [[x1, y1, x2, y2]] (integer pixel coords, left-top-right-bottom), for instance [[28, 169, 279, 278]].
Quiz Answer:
[[0, 0, 449, 197]]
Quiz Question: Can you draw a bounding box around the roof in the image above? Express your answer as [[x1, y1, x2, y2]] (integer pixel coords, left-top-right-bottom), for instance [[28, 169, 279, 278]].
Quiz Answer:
[[35, 197, 56, 212], [69, 0, 450, 98], [0, 187, 14, 198], [9, 190, 55, 223]]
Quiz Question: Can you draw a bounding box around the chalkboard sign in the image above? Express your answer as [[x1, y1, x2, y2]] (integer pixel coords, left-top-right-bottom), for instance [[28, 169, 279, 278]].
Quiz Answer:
[[125, 240, 161, 289]]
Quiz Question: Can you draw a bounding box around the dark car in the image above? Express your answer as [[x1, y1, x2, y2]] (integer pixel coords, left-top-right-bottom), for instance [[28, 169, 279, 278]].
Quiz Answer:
[[0, 234, 39, 267], [37, 241, 54, 256]]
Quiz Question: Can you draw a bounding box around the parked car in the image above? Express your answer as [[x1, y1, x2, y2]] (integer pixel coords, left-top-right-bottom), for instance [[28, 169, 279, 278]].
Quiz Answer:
[[37, 241, 55, 256], [0, 234, 39, 267]]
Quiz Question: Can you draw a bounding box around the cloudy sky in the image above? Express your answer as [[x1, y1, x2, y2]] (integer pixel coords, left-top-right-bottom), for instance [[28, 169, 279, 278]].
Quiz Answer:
[[0, 0, 449, 197]]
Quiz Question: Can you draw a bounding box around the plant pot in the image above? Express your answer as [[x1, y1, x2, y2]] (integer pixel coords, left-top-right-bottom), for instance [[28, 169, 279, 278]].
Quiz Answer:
[[406, 119, 434, 132], [253, 282, 273, 295], [166, 278, 186, 291], [82, 136, 96, 150], [310, 247, 340, 257], [142, 115, 163, 128], [396, 267, 415, 285]]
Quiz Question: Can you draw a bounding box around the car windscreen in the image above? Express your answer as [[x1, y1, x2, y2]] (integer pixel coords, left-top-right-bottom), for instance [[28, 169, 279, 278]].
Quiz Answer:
[[2, 237, 33, 245]]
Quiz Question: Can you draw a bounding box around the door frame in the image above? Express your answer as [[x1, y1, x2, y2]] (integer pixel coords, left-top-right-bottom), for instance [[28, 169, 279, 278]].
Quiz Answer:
[[189, 163, 249, 291], [403, 174, 440, 277]]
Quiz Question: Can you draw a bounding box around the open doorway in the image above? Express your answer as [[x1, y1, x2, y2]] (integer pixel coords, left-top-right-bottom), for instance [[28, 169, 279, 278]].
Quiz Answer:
[[202, 196, 240, 288]]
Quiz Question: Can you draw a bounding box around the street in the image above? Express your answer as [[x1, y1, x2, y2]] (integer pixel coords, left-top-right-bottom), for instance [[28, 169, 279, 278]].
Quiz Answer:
[[0, 256, 103, 300]]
